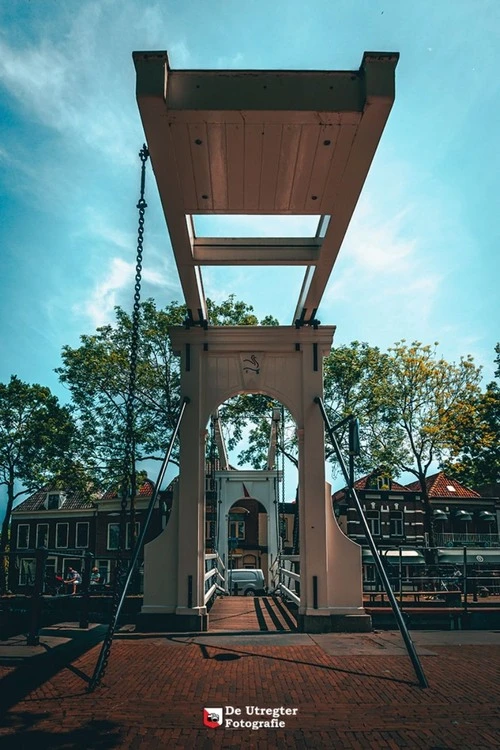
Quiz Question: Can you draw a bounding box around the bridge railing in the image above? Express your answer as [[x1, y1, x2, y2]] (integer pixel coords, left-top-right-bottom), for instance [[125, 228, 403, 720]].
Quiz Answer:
[[275, 554, 300, 606], [204, 551, 226, 605]]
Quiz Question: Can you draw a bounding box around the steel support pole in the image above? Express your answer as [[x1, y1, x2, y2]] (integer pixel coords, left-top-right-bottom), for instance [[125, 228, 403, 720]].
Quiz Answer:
[[88, 397, 189, 691], [315, 397, 429, 689]]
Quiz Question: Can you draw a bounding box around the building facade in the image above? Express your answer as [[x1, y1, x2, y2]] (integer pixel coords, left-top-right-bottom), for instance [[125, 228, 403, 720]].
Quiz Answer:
[[8, 480, 168, 593]]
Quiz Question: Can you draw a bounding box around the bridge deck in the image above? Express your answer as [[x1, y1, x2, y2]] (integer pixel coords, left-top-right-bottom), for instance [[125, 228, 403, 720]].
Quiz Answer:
[[209, 595, 296, 632]]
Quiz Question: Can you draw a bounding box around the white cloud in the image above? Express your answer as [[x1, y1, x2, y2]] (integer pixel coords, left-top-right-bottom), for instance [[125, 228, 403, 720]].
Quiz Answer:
[[0, 10, 138, 166], [78, 257, 133, 327], [84, 208, 135, 251]]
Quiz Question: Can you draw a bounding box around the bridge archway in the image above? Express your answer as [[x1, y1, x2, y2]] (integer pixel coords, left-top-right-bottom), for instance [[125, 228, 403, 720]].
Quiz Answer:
[[140, 325, 367, 632]]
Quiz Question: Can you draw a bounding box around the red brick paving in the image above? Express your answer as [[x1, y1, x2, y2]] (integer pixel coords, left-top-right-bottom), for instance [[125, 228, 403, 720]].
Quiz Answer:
[[0, 631, 499, 749]]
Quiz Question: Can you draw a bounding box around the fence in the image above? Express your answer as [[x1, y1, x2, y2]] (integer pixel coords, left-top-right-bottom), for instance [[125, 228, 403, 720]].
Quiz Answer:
[[0, 548, 129, 645], [362, 546, 500, 612]]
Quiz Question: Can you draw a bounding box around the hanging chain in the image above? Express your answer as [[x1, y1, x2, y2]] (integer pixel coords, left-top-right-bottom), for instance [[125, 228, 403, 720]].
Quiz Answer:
[[88, 144, 149, 692]]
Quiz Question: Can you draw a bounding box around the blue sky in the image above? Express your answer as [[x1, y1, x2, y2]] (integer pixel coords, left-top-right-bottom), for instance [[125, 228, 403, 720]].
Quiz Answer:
[[0, 0, 499, 504]]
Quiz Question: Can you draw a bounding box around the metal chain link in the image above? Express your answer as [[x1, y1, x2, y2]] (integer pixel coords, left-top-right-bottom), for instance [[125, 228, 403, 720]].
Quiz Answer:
[[88, 144, 149, 692]]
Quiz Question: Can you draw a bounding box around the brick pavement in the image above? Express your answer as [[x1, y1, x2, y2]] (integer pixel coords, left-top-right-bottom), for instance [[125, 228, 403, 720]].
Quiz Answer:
[[0, 625, 499, 749]]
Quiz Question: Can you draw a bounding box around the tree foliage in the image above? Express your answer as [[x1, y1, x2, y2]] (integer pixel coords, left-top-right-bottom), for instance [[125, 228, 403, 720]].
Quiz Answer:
[[443, 343, 500, 490], [57, 296, 278, 486], [0, 376, 78, 557], [356, 341, 483, 546]]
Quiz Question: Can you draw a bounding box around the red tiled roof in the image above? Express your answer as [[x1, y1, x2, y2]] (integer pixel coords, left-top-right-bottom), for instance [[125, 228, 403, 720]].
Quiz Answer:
[[100, 478, 155, 502], [332, 472, 410, 502], [13, 487, 95, 513], [405, 472, 481, 498]]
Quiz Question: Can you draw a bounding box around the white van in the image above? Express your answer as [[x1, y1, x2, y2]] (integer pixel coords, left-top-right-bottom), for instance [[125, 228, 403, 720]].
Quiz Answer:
[[227, 568, 266, 596]]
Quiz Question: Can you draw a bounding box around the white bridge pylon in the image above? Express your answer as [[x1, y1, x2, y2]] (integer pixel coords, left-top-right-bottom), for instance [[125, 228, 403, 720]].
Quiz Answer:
[[134, 51, 398, 632]]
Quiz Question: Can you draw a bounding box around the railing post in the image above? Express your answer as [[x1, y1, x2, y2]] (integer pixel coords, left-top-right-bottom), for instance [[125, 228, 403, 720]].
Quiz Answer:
[[27, 546, 48, 646], [79, 551, 93, 629]]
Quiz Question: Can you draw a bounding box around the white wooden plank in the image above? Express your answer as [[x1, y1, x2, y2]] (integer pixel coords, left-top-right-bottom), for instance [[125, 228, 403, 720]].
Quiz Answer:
[[188, 122, 213, 211], [243, 123, 264, 211], [259, 123, 283, 211], [168, 122, 198, 212], [225, 123, 245, 211], [207, 123, 228, 211], [289, 124, 321, 212]]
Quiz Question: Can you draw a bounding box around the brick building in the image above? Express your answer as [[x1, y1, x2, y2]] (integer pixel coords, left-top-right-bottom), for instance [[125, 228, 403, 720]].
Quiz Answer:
[[8, 479, 168, 593]]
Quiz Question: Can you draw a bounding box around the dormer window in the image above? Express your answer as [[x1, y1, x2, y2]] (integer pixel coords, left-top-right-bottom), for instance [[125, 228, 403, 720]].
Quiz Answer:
[[377, 475, 391, 491], [46, 492, 66, 510]]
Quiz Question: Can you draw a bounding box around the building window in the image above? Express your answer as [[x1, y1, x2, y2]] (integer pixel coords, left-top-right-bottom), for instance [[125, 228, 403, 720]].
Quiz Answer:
[[47, 492, 65, 510], [56, 523, 69, 548], [95, 559, 110, 585], [363, 565, 376, 583], [389, 511, 404, 537], [76, 522, 89, 548], [17, 524, 30, 549], [377, 475, 391, 490], [45, 556, 58, 578], [19, 558, 35, 585], [107, 523, 120, 551], [365, 511, 380, 536], [126, 522, 140, 549], [36, 524, 49, 548], [229, 521, 245, 540], [206, 520, 216, 540]]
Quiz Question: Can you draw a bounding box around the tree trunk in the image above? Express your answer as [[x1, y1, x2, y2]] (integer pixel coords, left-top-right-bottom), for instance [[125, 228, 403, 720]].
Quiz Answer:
[[418, 476, 438, 565]]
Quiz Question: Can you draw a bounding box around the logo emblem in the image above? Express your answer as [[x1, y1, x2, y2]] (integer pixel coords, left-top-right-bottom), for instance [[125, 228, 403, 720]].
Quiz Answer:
[[203, 708, 223, 728]]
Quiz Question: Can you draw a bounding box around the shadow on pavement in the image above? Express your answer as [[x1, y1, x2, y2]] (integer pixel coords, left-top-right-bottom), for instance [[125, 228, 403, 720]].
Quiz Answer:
[[0, 714, 121, 750], [192, 639, 416, 686], [0, 625, 107, 717]]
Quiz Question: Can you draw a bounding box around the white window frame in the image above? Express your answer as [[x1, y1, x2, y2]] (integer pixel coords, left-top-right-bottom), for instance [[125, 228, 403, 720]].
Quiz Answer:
[[47, 492, 62, 510], [366, 511, 381, 536], [229, 520, 245, 540], [55, 522, 69, 548], [126, 522, 140, 550], [17, 524, 30, 549], [44, 556, 58, 577], [95, 559, 110, 585], [363, 564, 376, 583], [36, 523, 49, 548], [75, 522, 89, 548], [19, 557, 35, 585], [107, 523, 120, 551], [390, 511, 404, 537]]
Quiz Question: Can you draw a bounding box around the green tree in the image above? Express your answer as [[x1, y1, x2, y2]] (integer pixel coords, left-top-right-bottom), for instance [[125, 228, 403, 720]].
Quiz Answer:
[[367, 341, 483, 547], [444, 343, 500, 490], [0, 376, 79, 585], [57, 296, 278, 486], [322, 342, 394, 474]]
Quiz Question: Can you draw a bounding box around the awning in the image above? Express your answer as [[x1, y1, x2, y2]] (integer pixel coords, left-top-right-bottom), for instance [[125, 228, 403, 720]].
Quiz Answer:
[[454, 510, 472, 521], [433, 509, 449, 520], [479, 511, 496, 522], [437, 548, 500, 564], [362, 549, 426, 565]]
